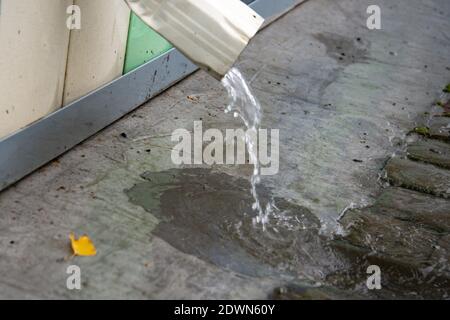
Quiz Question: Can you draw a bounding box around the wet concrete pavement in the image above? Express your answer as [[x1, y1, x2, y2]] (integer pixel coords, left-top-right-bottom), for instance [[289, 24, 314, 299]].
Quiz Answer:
[[0, 0, 450, 299]]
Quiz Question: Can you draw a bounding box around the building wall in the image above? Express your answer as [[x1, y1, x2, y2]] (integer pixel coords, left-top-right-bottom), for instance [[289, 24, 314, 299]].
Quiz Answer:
[[0, 0, 73, 139], [63, 0, 130, 104]]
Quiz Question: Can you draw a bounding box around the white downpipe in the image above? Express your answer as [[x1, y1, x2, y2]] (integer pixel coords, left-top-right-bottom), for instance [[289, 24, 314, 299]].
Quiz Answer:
[[124, 0, 264, 79]]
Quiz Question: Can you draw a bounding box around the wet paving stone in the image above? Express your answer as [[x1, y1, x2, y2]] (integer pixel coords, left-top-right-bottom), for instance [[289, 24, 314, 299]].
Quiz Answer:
[[328, 108, 450, 298], [428, 116, 450, 141], [332, 208, 449, 299], [407, 139, 450, 169], [373, 187, 450, 233], [385, 158, 450, 198], [429, 235, 450, 280], [336, 209, 439, 269]]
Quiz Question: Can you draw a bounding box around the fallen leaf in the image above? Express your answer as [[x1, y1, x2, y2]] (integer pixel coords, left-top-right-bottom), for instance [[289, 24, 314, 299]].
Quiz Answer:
[[70, 233, 97, 257]]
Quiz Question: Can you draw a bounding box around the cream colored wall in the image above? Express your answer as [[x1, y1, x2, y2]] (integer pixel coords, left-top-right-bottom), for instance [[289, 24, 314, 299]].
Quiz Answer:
[[0, 0, 73, 139], [63, 0, 130, 104]]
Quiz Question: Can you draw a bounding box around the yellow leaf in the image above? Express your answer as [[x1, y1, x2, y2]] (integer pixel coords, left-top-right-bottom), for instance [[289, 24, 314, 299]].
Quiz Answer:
[[70, 233, 97, 257]]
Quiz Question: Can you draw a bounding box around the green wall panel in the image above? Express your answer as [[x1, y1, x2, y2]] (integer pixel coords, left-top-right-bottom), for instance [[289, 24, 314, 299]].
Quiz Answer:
[[123, 13, 173, 74]]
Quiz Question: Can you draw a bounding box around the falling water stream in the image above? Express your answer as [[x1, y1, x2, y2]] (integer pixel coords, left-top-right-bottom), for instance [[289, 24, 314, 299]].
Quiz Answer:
[[221, 68, 275, 228]]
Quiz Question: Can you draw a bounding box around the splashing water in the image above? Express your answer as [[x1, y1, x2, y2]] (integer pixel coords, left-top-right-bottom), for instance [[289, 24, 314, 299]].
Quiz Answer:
[[222, 67, 274, 228]]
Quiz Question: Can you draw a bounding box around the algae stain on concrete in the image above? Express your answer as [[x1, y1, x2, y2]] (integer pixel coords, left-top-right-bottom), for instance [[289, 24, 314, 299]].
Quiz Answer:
[[125, 168, 347, 280], [313, 32, 369, 66]]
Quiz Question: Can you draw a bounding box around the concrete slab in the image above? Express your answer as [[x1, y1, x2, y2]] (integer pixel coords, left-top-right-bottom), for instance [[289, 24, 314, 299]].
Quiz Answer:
[[1, 0, 450, 299]]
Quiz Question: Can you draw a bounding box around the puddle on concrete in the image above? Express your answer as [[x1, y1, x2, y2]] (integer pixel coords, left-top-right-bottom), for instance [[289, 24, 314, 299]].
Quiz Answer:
[[125, 168, 449, 299], [126, 168, 348, 281]]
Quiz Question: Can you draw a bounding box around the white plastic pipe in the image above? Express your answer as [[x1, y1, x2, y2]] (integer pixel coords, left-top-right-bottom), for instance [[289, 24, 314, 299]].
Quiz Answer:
[[124, 0, 264, 79]]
